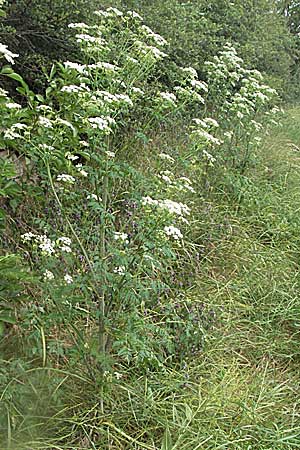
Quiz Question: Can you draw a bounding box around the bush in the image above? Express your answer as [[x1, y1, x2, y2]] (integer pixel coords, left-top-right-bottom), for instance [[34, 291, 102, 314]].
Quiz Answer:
[[0, 0, 99, 91], [120, 0, 293, 94]]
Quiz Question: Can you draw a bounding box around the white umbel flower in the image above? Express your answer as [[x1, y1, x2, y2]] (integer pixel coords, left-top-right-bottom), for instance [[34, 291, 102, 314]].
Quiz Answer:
[[64, 274, 73, 284], [57, 174, 76, 183], [0, 43, 19, 64], [43, 270, 55, 281], [113, 266, 126, 275], [114, 232, 129, 244], [57, 237, 72, 253], [38, 117, 53, 128], [164, 225, 183, 240]]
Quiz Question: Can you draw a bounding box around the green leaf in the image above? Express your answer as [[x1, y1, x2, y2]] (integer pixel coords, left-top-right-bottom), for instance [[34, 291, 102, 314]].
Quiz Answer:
[[36, 94, 44, 102], [0, 314, 16, 325], [1, 66, 14, 75], [3, 70, 30, 93], [161, 426, 173, 450], [185, 404, 193, 422]]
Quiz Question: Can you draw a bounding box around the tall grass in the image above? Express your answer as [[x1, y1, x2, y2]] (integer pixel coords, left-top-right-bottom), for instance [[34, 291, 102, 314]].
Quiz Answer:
[[2, 108, 300, 449]]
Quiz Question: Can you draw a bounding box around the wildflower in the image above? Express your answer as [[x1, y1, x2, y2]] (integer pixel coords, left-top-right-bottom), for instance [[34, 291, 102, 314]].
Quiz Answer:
[[127, 10, 143, 20], [88, 116, 115, 132], [4, 129, 22, 139], [3, 123, 27, 139], [141, 26, 167, 46], [159, 173, 172, 184], [178, 177, 196, 193], [56, 118, 76, 134], [158, 153, 174, 162], [114, 372, 123, 380], [114, 232, 129, 244], [36, 235, 55, 255], [190, 79, 208, 92], [5, 102, 21, 109], [106, 7, 123, 16], [76, 33, 96, 41], [75, 163, 88, 177], [164, 225, 183, 240], [21, 232, 36, 242], [0, 43, 19, 64], [88, 62, 118, 72], [94, 10, 108, 17], [179, 176, 192, 184], [250, 120, 263, 132], [159, 199, 190, 216], [87, 193, 101, 201], [136, 41, 167, 59], [64, 274, 73, 284], [57, 174, 76, 183], [131, 87, 144, 95], [68, 22, 89, 29], [61, 84, 86, 93], [38, 117, 53, 128], [113, 266, 126, 275], [126, 56, 138, 64], [105, 150, 116, 158], [64, 61, 87, 74], [38, 144, 53, 152], [58, 237, 72, 246], [141, 196, 159, 206], [203, 149, 216, 164], [12, 123, 27, 130], [43, 270, 54, 281], [0, 88, 9, 96], [224, 131, 233, 139], [57, 237, 72, 253], [80, 140, 89, 147], [159, 92, 177, 106], [36, 105, 52, 112], [65, 152, 79, 161], [192, 129, 221, 146], [115, 93, 133, 106], [204, 118, 219, 128], [182, 67, 198, 79]]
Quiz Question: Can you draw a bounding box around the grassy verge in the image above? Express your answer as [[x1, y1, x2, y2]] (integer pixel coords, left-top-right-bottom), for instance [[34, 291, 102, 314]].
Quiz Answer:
[[2, 108, 300, 449]]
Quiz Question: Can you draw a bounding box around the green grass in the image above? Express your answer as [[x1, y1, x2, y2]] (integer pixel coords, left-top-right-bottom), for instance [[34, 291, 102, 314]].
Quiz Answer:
[[2, 108, 300, 449]]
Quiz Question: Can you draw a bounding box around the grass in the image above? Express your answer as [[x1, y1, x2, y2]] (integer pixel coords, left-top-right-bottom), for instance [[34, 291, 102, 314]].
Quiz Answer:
[[2, 108, 300, 449]]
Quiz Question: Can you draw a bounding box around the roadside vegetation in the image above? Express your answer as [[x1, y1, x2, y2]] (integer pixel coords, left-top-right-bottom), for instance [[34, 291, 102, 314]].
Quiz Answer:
[[1, 1, 300, 448]]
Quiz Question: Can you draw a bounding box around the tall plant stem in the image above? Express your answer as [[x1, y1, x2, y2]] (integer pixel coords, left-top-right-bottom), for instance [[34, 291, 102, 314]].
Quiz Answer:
[[99, 173, 108, 362]]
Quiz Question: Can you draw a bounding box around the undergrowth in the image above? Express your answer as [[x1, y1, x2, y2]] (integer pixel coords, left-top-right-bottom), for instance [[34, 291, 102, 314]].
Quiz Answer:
[[1, 4, 300, 449]]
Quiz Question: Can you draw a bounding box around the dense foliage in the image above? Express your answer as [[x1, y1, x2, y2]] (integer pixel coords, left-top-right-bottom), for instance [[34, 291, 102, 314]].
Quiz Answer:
[[1, 1, 300, 448], [0, 0, 99, 91], [120, 0, 294, 94]]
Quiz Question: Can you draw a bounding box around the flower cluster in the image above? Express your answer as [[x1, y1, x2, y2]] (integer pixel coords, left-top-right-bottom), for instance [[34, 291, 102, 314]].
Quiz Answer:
[[21, 232, 72, 256], [87, 116, 115, 132], [0, 43, 19, 64], [142, 196, 190, 218], [158, 171, 196, 194], [164, 225, 183, 240], [158, 92, 177, 108], [114, 232, 129, 244], [57, 174, 76, 183]]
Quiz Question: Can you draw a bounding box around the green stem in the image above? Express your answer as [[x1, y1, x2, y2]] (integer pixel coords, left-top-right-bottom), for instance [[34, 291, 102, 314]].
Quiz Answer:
[[99, 173, 108, 360]]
